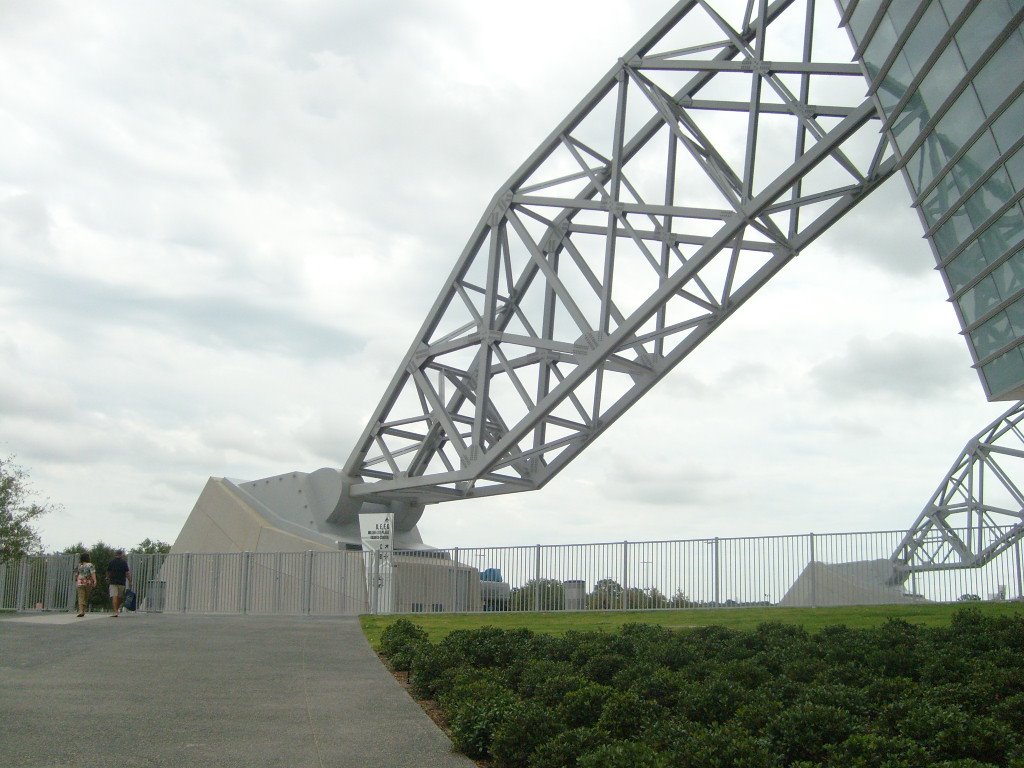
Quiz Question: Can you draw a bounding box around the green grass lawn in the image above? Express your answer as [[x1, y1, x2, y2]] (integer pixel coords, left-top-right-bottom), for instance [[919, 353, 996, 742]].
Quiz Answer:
[[360, 600, 1024, 649]]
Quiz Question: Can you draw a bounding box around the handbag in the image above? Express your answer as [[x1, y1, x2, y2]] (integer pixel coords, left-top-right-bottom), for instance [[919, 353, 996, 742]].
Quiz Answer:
[[124, 588, 137, 612]]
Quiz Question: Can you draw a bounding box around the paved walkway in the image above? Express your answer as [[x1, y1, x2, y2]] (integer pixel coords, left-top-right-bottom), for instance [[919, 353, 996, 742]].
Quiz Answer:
[[0, 612, 475, 768]]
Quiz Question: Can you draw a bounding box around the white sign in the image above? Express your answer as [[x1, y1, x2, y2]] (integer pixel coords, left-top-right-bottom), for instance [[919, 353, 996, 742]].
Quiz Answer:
[[360, 513, 394, 614]]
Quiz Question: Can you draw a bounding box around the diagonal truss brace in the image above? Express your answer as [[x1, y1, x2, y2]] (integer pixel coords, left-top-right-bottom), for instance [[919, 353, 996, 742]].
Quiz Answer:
[[891, 400, 1024, 580], [343, 0, 898, 508]]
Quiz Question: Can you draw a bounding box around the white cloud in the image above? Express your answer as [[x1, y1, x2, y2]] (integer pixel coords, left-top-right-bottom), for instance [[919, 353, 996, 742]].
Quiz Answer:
[[0, 0, 1007, 553]]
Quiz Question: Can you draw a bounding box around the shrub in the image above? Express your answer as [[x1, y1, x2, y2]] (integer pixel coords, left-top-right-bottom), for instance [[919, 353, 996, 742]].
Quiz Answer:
[[676, 677, 746, 725], [659, 722, 780, 768], [582, 652, 628, 685], [576, 740, 663, 768], [439, 675, 519, 760], [441, 626, 537, 669], [824, 733, 929, 768], [595, 689, 663, 740], [515, 658, 578, 698], [898, 701, 1017, 765], [732, 691, 786, 733], [379, 618, 429, 671], [409, 643, 462, 699], [557, 682, 614, 728], [991, 692, 1024, 732], [531, 672, 590, 708], [747, 621, 810, 653], [797, 682, 869, 721], [723, 657, 774, 689], [628, 666, 689, 708], [529, 727, 609, 768], [767, 702, 855, 764], [490, 699, 560, 768], [566, 631, 615, 669]]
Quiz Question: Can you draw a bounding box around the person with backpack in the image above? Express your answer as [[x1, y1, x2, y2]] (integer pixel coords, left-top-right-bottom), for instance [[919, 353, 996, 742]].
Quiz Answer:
[[74, 553, 96, 617], [106, 549, 132, 618]]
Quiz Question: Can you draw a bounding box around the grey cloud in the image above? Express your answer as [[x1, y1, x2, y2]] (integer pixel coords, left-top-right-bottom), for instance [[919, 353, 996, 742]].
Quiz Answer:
[[600, 456, 732, 507], [809, 333, 972, 401], [7, 267, 364, 360], [0, 376, 77, 420], [826, 175, 937, 278]]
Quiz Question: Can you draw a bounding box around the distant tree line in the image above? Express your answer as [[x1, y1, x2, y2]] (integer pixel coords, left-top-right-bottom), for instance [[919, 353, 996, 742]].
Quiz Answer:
[[505, 577, 770, 612]]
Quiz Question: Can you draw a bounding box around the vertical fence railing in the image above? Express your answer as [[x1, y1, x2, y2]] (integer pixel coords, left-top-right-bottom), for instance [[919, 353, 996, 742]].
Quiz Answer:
[[5, 529, 1024, 615], [0, 554, 76, 611]]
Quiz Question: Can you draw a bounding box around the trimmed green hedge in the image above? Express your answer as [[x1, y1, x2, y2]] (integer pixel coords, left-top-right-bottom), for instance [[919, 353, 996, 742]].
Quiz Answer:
[[380, 610, 1024, 767]]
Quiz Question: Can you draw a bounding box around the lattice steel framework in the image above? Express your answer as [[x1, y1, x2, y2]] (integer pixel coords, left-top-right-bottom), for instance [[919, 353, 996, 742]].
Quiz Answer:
[[892, 400, 1024, 580], [342, 0, 898, 508]]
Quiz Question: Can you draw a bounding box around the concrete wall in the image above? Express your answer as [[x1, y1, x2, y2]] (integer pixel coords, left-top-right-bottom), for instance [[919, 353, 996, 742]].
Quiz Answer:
[[780, 559, 923, 607]]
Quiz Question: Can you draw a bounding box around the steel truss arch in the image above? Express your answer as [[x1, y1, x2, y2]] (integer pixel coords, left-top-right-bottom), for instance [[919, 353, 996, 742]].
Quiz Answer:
[[343, 0, 898, 508], [891, 400, 1024, 580]]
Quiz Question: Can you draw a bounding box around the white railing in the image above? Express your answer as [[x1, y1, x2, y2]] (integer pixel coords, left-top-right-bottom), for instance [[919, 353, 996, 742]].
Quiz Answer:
[[5, 529, 1021, 615], [0, 554, 77, 612]]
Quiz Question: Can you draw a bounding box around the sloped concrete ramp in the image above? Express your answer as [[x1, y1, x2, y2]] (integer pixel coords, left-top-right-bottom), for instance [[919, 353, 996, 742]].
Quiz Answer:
[[780, 558, 923, 607], [0, 613, 474, 768]]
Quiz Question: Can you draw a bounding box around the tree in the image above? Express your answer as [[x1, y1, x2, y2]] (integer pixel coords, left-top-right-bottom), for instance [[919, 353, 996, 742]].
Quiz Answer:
[[588, 578, 623, 609], [510, 578, 565, 610], [0, 456, 57, 561], [131, 538, 172, 554]]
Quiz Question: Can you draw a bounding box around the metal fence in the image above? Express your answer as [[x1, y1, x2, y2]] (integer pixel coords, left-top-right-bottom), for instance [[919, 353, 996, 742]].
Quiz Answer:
[[0, 554, 76, 612], [4, 528, 1022, 615], [390, 529, 1024, 614]]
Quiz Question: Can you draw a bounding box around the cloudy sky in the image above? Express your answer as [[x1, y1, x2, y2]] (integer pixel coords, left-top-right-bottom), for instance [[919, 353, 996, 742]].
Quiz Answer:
[[0, 0, 1006, 553]]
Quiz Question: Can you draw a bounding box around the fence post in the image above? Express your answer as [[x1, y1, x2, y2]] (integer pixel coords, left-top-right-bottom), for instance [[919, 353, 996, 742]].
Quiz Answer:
[[274, 552, 283, 613], [211, 554, 221, 613], [302, 551, 313, 615], [180, 553, 192, 613], [240, 552, 251, 614], [809, 533, 817, 609], [622, 541, 629, 610], [451, 547, 460, 613], [713, 538, 720, 607], [0, 560, 8, 611], [1015, 539, 1023, 600], [534, 545, 542, 611], [15, 558, 29, 612]]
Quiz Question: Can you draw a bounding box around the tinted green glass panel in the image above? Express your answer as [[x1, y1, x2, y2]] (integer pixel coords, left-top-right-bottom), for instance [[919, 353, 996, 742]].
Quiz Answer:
[[993, 248, 1024, 297], [1007, 296, 1024, 337], [1005, 145, 1024, 193], [975, 35, 1024, 113], [903, 2, 950, 79], [973, 168, 1015, 212], [959, 275, 1000, 324], [947, 241, 990, 291], [933, 87, 984, 152], [973, 312, 1014, 359], [992, 91, 1024, 155], [961, 133, 1000, 185], [955, 0, 1016, 69], [939, 0, 972, 21], [918, 46, 967, 113], [978, 204, 1024, 261], [849, 0, 884, 41], [991, 92, 1024, 157], [983, 345, 1024, 396]]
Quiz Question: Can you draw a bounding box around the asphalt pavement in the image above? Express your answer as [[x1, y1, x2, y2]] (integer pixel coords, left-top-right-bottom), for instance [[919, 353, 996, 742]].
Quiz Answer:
[[0, 611, 476, 768]]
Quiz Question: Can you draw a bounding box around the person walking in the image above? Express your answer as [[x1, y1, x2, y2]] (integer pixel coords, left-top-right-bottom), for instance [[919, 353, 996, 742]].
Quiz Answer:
[[74, 552, 96, 617], [106, 549, 132, 617]]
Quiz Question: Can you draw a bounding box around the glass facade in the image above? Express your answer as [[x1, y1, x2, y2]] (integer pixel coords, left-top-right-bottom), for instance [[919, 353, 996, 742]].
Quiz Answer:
[[838, 0, 1024, 399]]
